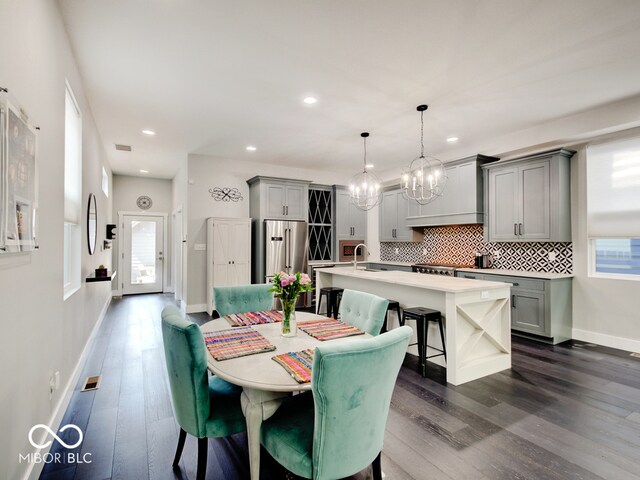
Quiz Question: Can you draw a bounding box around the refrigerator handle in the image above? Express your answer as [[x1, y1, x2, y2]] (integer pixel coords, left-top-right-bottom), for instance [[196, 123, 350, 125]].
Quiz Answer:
[[284, 228, 290, 271]]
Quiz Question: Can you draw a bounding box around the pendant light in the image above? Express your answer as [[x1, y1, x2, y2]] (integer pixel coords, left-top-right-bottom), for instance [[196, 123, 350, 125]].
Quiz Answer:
[[401, 105, 447, 205], [350, 132, 382, 211]]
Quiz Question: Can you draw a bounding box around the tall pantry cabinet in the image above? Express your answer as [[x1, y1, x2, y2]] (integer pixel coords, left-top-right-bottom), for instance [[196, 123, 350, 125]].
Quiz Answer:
[[206, 217, 252, 315]]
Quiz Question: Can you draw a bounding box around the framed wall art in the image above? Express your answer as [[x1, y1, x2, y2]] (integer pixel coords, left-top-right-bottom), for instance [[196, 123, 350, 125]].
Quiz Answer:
[[0, 88, 39, 253]]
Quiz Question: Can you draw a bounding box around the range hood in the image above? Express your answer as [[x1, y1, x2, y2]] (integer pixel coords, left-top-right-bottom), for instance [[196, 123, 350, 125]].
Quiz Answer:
[[405, 154, 498, 227]]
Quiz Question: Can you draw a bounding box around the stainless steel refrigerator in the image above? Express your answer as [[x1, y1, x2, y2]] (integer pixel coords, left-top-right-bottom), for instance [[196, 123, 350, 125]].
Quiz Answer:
[[264, 220, 309, 307]]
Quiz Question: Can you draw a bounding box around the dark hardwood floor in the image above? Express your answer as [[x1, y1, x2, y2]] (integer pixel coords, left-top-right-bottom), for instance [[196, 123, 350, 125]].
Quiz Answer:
[[41, 294, 640, 480]]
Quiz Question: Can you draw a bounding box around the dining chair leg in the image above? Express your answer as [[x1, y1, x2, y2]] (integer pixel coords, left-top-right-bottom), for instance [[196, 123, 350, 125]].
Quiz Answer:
[[372, 451, 383, 480], [197, 437, 208, 480], [172, 428, 187, 467]]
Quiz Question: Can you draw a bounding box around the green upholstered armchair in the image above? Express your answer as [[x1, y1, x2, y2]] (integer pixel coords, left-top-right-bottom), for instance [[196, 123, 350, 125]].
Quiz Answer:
[[338, 289, 390, 336], [260, 326, 412, 480], [213, 283, 274, 317], [160, 306, 246, 480]]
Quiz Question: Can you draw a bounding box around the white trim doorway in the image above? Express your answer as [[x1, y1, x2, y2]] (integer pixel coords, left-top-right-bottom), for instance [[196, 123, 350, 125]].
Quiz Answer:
[[116, 211, 168, 296], [172, 206, 184, 306]]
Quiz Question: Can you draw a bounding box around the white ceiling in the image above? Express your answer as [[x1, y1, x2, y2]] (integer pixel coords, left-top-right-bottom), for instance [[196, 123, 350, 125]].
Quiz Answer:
[[58, 0, 640, 179]]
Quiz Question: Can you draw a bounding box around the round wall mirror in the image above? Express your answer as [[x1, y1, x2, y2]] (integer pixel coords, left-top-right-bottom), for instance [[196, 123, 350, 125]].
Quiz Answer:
[[87, 193, 97, 255]]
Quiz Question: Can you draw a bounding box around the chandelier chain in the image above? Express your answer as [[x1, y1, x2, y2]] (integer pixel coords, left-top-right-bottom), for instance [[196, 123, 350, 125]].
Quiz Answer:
[[363, 135, 367, 170], [420, 109, 425, 158]]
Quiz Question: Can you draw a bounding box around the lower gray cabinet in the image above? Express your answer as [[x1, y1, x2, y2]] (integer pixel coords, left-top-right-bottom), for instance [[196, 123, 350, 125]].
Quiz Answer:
[[455, 271, 572, 344], [511, 290, 546, 336]]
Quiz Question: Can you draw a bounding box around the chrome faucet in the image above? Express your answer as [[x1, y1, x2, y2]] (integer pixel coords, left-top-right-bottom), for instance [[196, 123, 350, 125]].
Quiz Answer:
[[353, 243, 369, 270]]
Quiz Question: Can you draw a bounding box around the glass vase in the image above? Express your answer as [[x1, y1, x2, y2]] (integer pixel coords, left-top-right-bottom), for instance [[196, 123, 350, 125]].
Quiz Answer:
[[281, 299, 297, 337]]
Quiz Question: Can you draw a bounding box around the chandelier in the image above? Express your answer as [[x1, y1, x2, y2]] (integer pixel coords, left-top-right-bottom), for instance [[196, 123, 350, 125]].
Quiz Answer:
[[401, 105, 447, 205], [350, 132, 383, 211]]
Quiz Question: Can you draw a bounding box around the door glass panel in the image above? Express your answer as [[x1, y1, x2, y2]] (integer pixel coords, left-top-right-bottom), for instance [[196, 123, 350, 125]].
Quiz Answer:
[[130, 220, 156, 284]]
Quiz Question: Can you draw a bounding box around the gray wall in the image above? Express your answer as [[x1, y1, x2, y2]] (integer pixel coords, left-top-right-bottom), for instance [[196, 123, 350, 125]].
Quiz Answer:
[[112, 174, 173, 293], [0, 2, 113, 478]]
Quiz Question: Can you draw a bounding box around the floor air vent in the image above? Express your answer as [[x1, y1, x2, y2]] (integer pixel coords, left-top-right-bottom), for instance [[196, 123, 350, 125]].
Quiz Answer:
[[81, 375, 101, 392]]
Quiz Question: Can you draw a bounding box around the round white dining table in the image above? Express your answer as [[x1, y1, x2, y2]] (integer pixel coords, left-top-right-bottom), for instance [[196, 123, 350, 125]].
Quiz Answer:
[[200, 311, 372, 480]]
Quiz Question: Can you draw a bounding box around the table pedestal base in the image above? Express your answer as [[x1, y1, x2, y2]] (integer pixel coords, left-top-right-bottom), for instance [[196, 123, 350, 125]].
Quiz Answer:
[[241, 388, 291, 480]]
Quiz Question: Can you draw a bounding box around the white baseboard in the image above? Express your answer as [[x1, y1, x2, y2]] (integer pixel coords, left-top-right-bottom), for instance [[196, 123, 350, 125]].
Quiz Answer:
[[572, 328, 640, 353], [24, 295, 112, 480], [186, 303, 207, 314]]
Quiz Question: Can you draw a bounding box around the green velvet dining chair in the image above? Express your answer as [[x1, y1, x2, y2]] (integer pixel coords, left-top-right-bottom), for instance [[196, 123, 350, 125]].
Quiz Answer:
[[213, 283, 274, 317], [338, 289, 389, 336], [160, 306, 247, 480], [259, 325, 412, 480]]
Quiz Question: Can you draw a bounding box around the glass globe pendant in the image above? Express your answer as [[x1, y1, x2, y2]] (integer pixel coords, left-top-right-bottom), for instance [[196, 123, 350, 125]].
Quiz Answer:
[[350, 132, 383, 211], [401, 105, 447, 205]]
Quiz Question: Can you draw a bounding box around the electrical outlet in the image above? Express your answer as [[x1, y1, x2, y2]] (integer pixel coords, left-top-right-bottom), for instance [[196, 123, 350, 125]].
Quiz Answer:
[[493, 250, 501, 259], [548, 251, 557, 261], [54, 371, 60, 390], [422, 248, 427, 255], [194, 243, 206, 251], [395, 247, 399, 254]]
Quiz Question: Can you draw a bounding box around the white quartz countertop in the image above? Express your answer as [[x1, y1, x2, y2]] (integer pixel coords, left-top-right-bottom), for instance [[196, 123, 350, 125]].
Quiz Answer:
[[456, 268, 574, 280], [318, 267, 509, 293]]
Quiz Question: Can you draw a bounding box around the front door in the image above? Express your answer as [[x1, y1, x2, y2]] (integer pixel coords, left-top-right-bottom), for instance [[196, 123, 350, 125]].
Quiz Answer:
[[123, 215, 164, 295]]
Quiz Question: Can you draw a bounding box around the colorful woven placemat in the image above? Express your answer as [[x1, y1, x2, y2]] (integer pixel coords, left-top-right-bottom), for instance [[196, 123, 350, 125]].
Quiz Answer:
[[223, 310, 283, 327], [272, 349, 315, 383], [204, 327, 276, 361], [298, 319, 365, 341]]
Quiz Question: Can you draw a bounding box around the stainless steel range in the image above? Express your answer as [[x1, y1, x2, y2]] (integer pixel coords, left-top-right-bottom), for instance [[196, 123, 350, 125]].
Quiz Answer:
[[411, 264, 458, 276]]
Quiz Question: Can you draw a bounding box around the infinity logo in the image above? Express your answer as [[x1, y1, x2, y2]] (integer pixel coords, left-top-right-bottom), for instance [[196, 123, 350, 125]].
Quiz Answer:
[[28, 424, 83, 449]]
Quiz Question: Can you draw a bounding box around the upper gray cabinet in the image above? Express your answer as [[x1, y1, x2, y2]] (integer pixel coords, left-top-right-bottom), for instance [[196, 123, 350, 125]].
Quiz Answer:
[[406, 154, 499, 227], [248, 176, 310, 221], [484, 148, 574, 242], [379, 189, 422, 242], [334, 187, 367, 240]]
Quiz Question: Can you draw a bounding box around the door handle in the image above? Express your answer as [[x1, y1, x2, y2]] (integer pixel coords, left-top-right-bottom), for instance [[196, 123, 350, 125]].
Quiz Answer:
[[282, 205, 285, 215], [286, 206, 289, 215], [512, 295, 516, 308], [519, 223, 523, 235], [514, 223, 518, 236]]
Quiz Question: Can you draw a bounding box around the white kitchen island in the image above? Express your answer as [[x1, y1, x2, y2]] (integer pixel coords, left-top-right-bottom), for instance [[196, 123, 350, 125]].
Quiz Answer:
[[316, 267, 512, 385]]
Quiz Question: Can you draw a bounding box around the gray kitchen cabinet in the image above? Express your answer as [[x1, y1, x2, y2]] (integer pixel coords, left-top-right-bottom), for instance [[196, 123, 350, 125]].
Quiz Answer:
[[455, 270, 572, 344], [406, 154, 498, 227], [366, 262, 413, 272], [380, 189, 422, 242], [248, 176, 310, 221], [484, 148, 574, 242], [334, 187, 367, 241]]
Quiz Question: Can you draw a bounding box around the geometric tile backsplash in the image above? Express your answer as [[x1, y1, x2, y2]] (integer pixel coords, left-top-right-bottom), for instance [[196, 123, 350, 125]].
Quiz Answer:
[[380, 224, 573, 274]]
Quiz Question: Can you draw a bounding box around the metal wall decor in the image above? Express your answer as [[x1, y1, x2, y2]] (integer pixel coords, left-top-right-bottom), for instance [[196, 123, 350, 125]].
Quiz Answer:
[[209, 187, 243, 202], [0, 87, 39, 253], [136, 195, 153, 210]]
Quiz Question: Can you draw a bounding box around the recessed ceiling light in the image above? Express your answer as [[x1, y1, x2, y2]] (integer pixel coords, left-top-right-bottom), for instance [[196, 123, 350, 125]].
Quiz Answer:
[[139, 169, 149, 174], [142, 129, 155, 136], [303, 97, 317, 105], [365, 164, 374, 169], [246, 145, 257, 151], [446, 136, 459, 143]]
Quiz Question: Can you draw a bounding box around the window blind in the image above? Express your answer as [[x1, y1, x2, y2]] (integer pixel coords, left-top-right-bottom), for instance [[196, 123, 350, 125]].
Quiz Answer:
[[64, 87, 82, 224], [587, 136, 640, 238]]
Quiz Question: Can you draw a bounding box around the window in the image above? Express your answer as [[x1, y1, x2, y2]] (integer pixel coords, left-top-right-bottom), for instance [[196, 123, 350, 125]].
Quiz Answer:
[[102, 166, 109, 197], [64, 82, 82, 298], [587, 137, 640, 280]]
